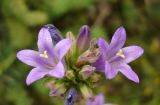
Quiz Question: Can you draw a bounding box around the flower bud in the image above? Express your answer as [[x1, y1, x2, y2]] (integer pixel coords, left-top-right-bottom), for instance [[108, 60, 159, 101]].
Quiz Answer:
[[65, 88, 77, 105], [80, 85, 93, 99], [66, 31, 77, 60], [76, 25, 91, 52], [46, 81, 66, 98], [65, 70, 74, 80], [44, 24, 63, 45], [79, 65, 95, 80], [76, 39, 100, 67], [66, 31, 76, 42]]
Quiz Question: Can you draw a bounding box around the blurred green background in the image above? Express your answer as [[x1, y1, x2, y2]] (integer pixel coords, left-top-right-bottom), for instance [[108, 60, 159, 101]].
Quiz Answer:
[[0, 0, 160, 105]]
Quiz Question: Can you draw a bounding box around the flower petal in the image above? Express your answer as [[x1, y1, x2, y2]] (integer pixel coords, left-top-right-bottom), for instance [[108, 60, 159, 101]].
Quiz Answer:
[[48, 62, 65, 78], [122, 46, 144, 63], [93, 55, 105, 72], [55, 39, 72, 59], [17, 50, 40, 67], [108, 27, 126, 58], [76, 25, 91, 51], [119, 64, 139, 83], [26, 68, 47, 85], [37, 28, 54, 52], [97, 38, 109, 57], [105, 61, 118, 79]]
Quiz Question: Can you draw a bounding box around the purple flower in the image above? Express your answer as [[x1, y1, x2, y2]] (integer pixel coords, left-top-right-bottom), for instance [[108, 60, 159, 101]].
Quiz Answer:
[[76, 25, 91, 52], [94, 27, 144, 83], [17, 27, 72, 85]]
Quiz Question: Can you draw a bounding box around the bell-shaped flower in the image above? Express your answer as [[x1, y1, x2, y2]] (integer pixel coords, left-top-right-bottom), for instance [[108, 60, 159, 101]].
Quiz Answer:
[[94, 27, 144, 83], [17, 27, 72, 85]]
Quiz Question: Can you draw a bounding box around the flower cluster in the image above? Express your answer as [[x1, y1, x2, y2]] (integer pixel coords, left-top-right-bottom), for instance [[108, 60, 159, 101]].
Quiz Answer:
[[17, 24, 143, 105]]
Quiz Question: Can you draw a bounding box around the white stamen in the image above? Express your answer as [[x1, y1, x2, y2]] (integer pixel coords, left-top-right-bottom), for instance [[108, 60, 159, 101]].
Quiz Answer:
[[40, 50, 48, 58], [116, 49, 125, 59]]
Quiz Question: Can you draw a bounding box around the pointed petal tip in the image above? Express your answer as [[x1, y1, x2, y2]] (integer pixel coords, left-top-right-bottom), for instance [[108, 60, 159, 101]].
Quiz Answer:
[[116, 26, 126, 35], [39, 27, 49, 34], [122, 45, 144, 63], [26, 80, 31, 86], [138, 46, 144, 55], [133, 74, 140, 83], [79, 25, 90, 34], [119, 64, 140, 84], [132, 77, 140, 84], [81, 25, 90, 29], [16, 50, 25, 59], [16, 51, 21, 59], [26, 68, 47, 86], [26, 74, 33, 86], [118, 26, 125, 30]]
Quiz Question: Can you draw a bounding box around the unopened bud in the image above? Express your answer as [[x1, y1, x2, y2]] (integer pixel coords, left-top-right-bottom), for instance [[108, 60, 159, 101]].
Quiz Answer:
[[76, 39, 100, 67], [79, 65, 95, 80], [44, 24, 63, 45], [66, 70, 74, 80], [46, 81, 66, 98], [65, 88, 77, 105], [80, 85, 93, 99], [66, 31, 76, 42], [76, 25, 91, 52], [66, 31, 77, 62]]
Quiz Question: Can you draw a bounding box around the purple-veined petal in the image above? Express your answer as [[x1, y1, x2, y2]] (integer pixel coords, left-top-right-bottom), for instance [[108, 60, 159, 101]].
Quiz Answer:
[[55, 39, 72, 59], [105, 61, 118, 79], [108, 27, 126, 58], [17, 49, 57, 69], [37, 28, 54, 52], [97, 38, 109, 57], [119, 64, 139, 83], [37, 27, 59, 65], [122, 46, 144, 63], [76, 25, 91, 51], [26, 68, 47, 85], [17, 50, 40, 67], [86, 94, 104, 105], [93, 55, 105, 72], [48, 62, 65, 78]]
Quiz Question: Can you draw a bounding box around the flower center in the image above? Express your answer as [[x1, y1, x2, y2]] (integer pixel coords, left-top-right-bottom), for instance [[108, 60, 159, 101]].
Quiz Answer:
[[40, 50, 48, 59], [116, 49, 125, 58]]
